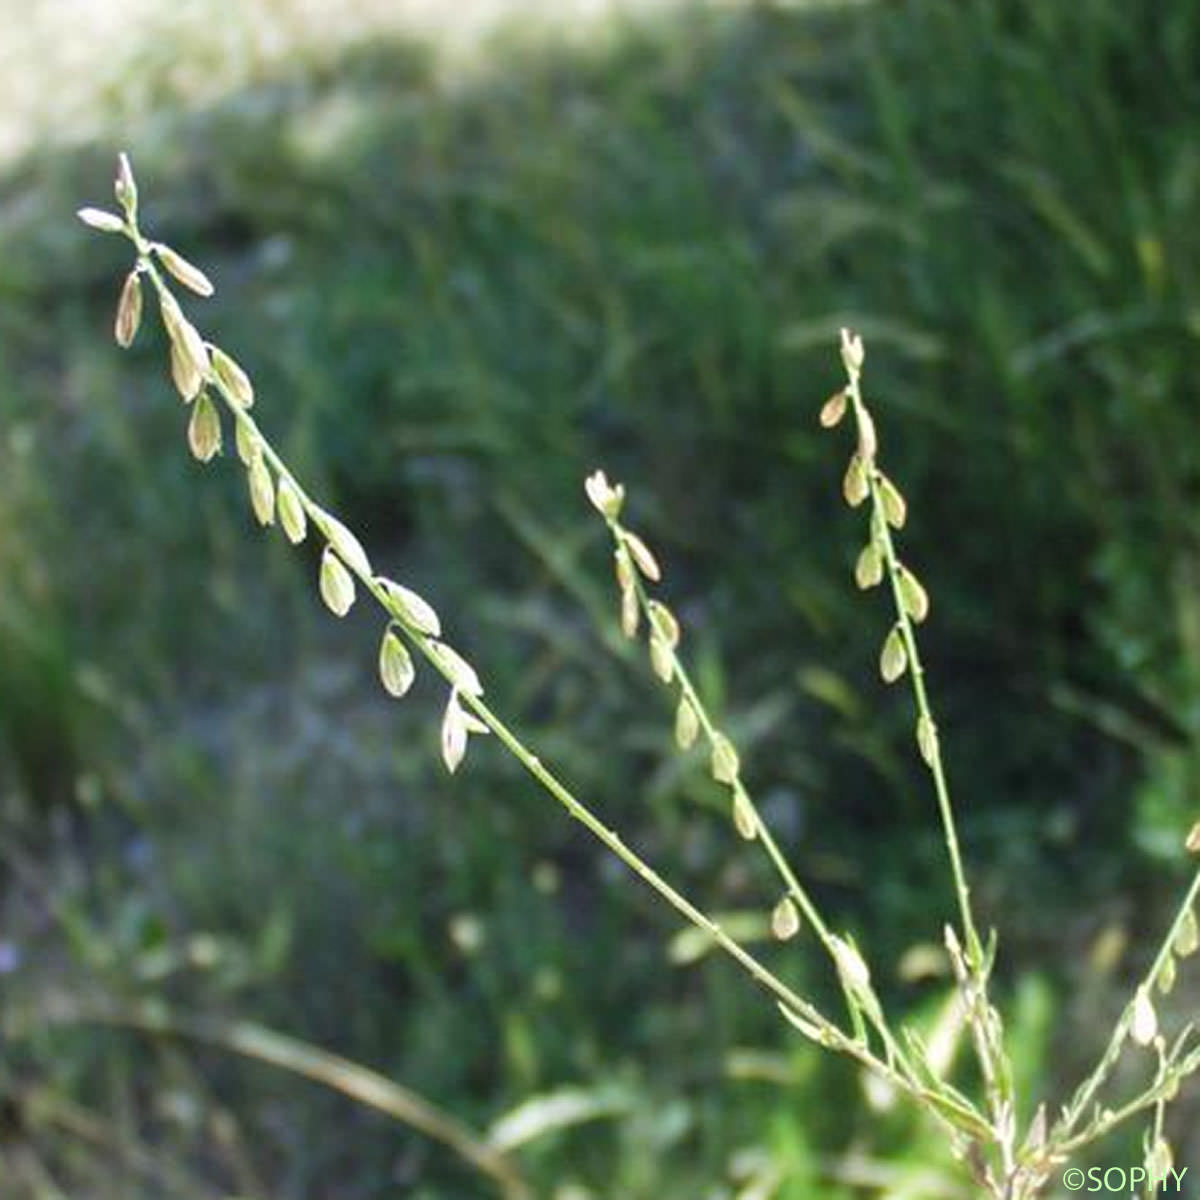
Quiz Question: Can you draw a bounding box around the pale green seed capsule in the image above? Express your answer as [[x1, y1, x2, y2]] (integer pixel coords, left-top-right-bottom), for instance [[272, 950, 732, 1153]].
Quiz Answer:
[[235, 420, 259, 466], [154, 243, 215, 297], [832, 935, 872, 993], [248, 454, 275, 526], [1157, 952, 1177, 995], [379, 628, 416, 698], [163, 306, 209, 402], [1130, 987, 1157, 1046], [856, 405, 877, 462], [276, 478, 307, 544], [316, 511, 371, 578], [441, 690, 468, 774], [614, 546, 635, 593], [649, 634, 673, 683], [771, 896, 801, 941], [648, 601, 680, 648], [674, 697, 699, 750], [378, 578, 441, 637], [732, 790, 757, 840], [187, 392, 222, 463], [170, 341, 203, 403], [878, 473, 907, 529], [319, 547, 355, 617], [842, 455, 869, 508], [211, 346, 254, 408], [711, 734, 740, 785], [77, 207, 125, 233], [819, 390, 848, 429], [917, 715, 938, 767], [880, 627, 907, 683], [620, 586, 639, 639], [855, 543, 884, 589], [898, 566, 930, 624], [431, 641, 483, 696], [1146, 1139, 1173, 1184], [1174, 907, 1198, 957], [114, 269, 143, 348], [624, 531, 661, 582]]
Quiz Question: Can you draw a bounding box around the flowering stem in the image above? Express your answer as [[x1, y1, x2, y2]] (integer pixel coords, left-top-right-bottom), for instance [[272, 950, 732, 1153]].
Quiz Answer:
[[1053, 865, 1200, 1142]]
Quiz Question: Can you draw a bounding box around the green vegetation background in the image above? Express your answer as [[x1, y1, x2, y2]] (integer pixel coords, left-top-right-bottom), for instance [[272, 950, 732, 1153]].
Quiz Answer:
[[3, 1, 1200, 1195]]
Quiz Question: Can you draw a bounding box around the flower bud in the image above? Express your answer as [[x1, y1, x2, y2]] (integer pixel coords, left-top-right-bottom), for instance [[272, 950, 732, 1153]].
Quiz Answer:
[[878, 473, 907, 529], [674, 697, 699, 750], [839, 328, 865, 375], [1130, 987, 1157, 1046], [710, 734, 740, 785], [898, 566, 930, 623], [211, 346, 254, 408], [1174, 907, 1198, 957], [170, 341, 203, 403], [880, 627, 907, 683], [114, 153, 138, 216], [614, 546, 635, 593], [430, 641, 483, 696], [378, 578, 441, 637], [916, 714, 937, 766], [584, 469, 624, 520], [856, 405, 877, 463], [319, 547, 356, 617], [379, 628, 416, 698], [624, 531, 661, 582], [441, 690, 469, 774], [732, 790, 757, 840], [771, 896, 801, 941], [276, 477, 307, 544], [832, 935, 872, 993], [315, 510, 371, 578], [114, 270, 143, 347], [854, 543, 883, 590], [648, 601, 680, 648], [187, 392, 222, 462], [620, 586, 639, 639], [235, 420, 259, 466], [649, 634, 673, 683], [77, 207, 125, 233], [819, 390, 848, 429], [1157, 952, 1177, 995], [842, 454, 869, 508], [1146, 1139, 1173, 1185], [154, 243, 214, 297], [248, 454, 275, 526]]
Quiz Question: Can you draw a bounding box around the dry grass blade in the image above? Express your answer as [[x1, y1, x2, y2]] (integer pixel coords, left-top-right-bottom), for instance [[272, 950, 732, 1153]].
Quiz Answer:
[[31, 1004, 531, 1200]]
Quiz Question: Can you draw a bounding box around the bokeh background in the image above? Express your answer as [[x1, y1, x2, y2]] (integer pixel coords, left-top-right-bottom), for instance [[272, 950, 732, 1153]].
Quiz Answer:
[[3, 0, 1200, 1196]]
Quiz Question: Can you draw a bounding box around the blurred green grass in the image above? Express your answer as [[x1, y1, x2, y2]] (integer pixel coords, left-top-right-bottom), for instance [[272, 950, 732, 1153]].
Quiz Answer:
[[3, 0, 1200, 1195]]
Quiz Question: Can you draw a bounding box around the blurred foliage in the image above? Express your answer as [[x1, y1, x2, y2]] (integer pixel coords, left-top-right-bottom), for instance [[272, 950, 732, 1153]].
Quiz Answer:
[[3, 0, 1200, 1195]]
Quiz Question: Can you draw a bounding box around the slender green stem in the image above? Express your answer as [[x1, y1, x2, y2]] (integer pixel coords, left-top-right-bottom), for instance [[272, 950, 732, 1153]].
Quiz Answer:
[[845, 364, 982, 969], [1054, 867, 1200, 1141], [618, 535, 889, 1055], [98, 202, 995, 1150]]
